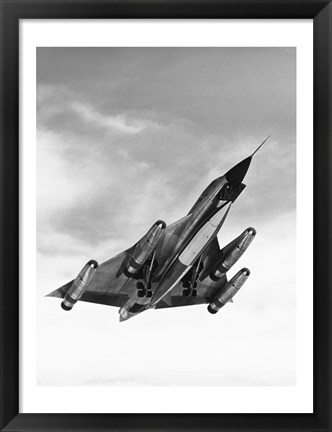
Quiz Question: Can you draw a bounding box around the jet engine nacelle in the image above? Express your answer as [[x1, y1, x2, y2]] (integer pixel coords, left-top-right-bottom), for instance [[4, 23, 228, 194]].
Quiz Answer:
[[208, 268, 250, 314], [61, 260, 98, 311], [125, 220, 166, 277], [212, 227, 256, 279]]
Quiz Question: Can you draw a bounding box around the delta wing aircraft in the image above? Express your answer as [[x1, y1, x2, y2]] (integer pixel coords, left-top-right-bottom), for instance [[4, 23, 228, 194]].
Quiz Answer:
[[48, 137, 269, 321]]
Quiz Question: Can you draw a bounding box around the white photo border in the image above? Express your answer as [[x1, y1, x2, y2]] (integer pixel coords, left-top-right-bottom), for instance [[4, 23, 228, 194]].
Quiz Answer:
[[20, 19, 313, 413]]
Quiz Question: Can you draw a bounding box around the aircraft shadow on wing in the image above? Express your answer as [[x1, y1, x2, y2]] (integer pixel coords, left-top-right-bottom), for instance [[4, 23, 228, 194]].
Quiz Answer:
[[47, 136, 270, 321]]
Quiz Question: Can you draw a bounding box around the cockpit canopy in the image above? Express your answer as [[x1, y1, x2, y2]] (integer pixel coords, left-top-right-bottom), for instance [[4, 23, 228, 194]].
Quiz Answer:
[[218, 181, 246, 203]]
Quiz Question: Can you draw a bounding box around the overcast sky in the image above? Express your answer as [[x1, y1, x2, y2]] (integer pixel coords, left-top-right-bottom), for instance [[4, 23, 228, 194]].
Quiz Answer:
[[37, 47, 296, 386]]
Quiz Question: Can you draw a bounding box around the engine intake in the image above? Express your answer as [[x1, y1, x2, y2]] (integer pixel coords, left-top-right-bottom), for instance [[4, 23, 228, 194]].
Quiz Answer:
[[61, 260, 98, 311]]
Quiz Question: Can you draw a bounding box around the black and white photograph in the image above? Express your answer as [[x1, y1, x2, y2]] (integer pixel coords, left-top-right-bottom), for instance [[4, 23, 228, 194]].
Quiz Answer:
[[4, 0, 332, 429], [36, 46, 296, 387]]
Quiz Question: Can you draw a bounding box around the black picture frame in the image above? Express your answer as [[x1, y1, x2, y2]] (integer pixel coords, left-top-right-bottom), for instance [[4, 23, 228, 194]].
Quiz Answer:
[[1, 1, 331, 431]]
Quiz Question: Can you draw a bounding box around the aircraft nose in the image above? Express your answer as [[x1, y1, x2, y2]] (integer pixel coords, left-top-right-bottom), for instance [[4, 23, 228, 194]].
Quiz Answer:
[[225, 156, 252, 184]]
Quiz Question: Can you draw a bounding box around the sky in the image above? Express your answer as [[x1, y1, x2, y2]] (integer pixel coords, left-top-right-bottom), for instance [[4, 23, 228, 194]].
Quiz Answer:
[[36, 47, 296, 386]]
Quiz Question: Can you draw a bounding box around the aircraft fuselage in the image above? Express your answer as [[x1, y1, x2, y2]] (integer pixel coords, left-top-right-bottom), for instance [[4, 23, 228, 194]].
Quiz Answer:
[[119, 175, 246, 320]]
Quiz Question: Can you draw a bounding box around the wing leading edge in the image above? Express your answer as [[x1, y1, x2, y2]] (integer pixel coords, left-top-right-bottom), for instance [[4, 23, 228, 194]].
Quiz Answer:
[[47, 250, 134, 308], [47, 215, 194, 309]]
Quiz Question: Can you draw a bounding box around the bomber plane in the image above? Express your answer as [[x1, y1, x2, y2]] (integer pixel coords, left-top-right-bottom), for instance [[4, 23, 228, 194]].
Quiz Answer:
[[47, 137, 269, 321]]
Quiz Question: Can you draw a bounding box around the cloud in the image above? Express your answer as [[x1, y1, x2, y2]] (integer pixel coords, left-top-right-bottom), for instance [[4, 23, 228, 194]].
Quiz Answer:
[[37, 84, 163, 140], [38, 208, 296, 386], [37, 48, 295, 140], [70, 101, 154, 134]]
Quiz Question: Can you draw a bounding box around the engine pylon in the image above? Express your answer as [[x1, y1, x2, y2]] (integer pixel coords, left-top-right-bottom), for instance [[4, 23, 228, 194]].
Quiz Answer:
[[211, 227, 256, 280], [125, 220, 166, 277], [208, 268, 250, 314], [61, 260, 98, 311]]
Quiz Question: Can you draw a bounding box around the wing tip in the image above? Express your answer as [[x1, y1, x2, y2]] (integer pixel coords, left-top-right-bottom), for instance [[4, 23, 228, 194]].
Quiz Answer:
[[45, 280, 73, 298], [45, 289, 63, 298]]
